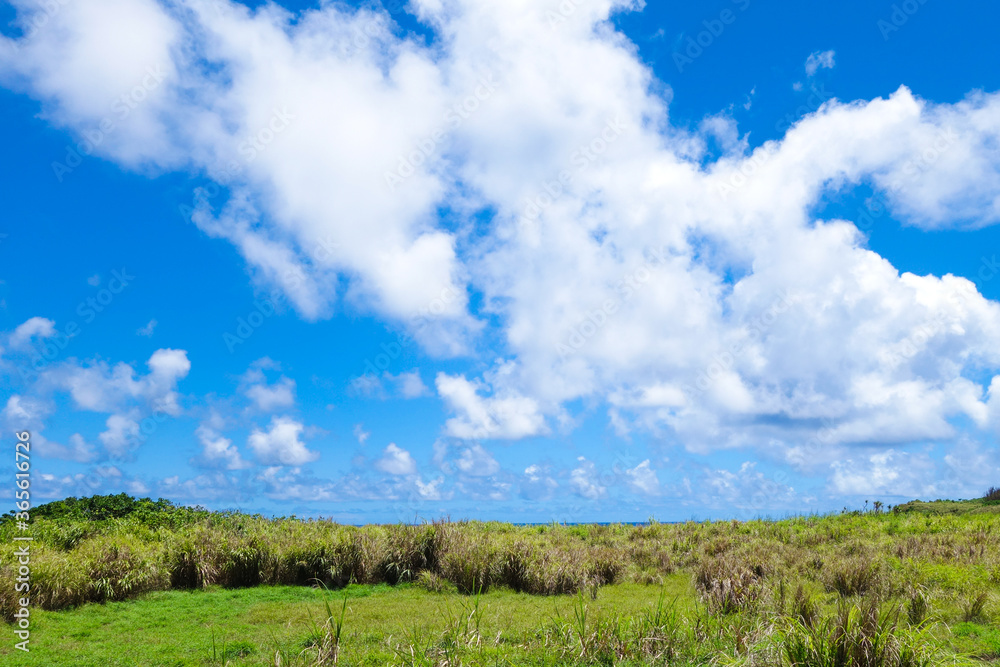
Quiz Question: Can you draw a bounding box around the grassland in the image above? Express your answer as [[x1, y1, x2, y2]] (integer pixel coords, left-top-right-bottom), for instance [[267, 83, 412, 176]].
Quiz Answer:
[[1, 496, 999, 665]]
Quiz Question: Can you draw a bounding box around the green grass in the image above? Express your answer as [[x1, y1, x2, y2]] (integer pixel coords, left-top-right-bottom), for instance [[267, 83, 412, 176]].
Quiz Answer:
[[0, 574, 994, 666], [0, 582, 693, 666], [3, 499, 1000, 665]]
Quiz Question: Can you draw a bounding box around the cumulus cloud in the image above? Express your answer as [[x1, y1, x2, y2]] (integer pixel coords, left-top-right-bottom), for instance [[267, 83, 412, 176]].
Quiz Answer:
[[3, 0, 1000, 474], [569, 457, 606, 500], [436, 371, 547, 439], [1, 395, 96, 462], [240, 358, 297, 411], [395, 370, 431, 399], [196, 422, 250, 470], [245, 375, 296, 412], [375, 443, 418, 476], [99, 413, 142, 456], [10, 348, 193, 456], [247, 416, 319, 466], [626, 459, 660, 496], [42, 348, 191, 416]]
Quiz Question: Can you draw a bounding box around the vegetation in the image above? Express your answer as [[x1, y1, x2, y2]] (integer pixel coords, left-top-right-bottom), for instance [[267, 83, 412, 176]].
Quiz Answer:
[[0, 492, 998, 665], [1, 493, 209, 525]]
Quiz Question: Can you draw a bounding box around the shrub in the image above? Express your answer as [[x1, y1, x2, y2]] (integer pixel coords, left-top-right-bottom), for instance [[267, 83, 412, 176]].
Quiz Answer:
[[781, 597, 934, 667], [375, 525, 438, 584], [695, 555, 765, 615], [166, 525, 223, 589], [220, 537, 268, 588], [823, 557, 883, 598], [961, 591, 990, 623], [496, 541, 533, 592], [792, 584, 821, 629], [416, 571, 454, 593], [82, 537, 165, 602], [906, 588, 929, 626]]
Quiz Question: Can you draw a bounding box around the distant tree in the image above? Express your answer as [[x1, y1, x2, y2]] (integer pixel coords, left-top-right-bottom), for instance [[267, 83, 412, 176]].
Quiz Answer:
[[2, 493, 190, 523]]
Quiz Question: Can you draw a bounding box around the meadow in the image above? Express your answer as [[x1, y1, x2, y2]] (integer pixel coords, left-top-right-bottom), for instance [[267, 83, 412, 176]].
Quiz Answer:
[[2, 493, 1000, 665]]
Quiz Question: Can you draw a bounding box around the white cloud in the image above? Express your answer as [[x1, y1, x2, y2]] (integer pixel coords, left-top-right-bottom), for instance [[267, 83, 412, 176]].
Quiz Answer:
[[353, 423, 370, 444], [45, 348, 190, 415], [196, 422, 250, 470], [99, 413, 141, 456], [8, 317, 56, 350], [569, 457, 606, 500], [247, 416, 319, 466], [4, 0, 1000, 468], [3, 395, 36, 422], [455, 443, 500, 477], [436, 371, 547, 439], [829, 440, 1000, 501], [2, 395, 95, 462], [240, 358, 296, 411], [805, 49, 835, 77], [395, 370, 431, 399], [375, 443, 418, 476], [1, 0, 475, 339], [415, 475, 446, 500], [626, 459, 659, 496], [245, 375, 296, 412], [15, 348, 192, 456]]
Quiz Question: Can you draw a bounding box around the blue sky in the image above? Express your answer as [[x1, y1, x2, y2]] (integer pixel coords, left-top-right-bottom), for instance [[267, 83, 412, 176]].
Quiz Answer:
[[1, 0, 999, 523]]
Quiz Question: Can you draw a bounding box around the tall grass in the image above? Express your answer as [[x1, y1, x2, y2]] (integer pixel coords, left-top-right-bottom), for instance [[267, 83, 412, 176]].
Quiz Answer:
[[3, 508, 1000, 626], [780, 598, 934, 667]]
